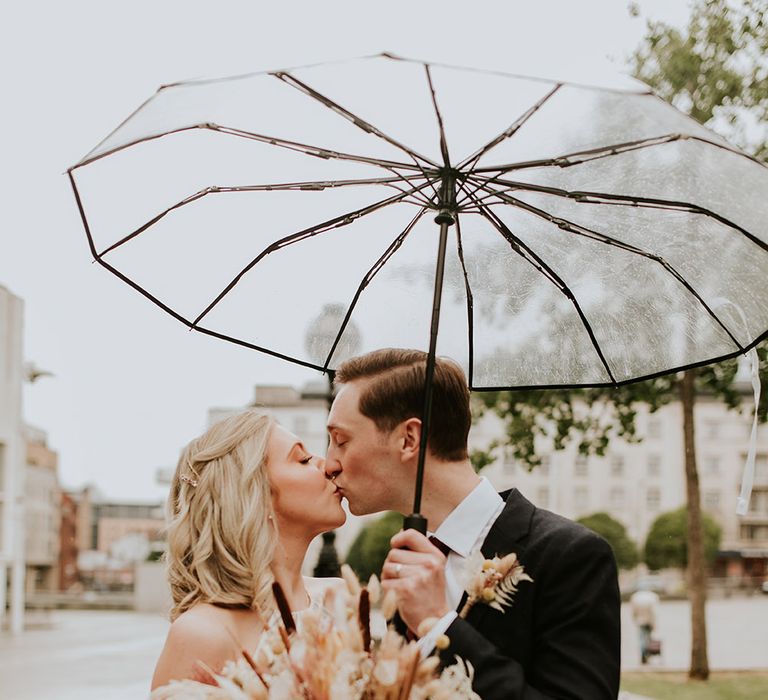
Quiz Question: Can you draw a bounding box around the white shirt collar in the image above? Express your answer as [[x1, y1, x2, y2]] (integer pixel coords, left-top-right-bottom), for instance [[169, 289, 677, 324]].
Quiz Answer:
[[431, 477, 504, 558]]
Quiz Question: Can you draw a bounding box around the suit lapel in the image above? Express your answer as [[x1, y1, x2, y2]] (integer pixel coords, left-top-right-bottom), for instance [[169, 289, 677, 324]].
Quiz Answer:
[[480, 488, 535, 559], [461, 489, 536, 629]]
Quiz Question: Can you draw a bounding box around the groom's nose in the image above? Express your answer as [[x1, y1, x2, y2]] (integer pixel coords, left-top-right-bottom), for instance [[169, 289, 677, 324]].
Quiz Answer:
[[324, 451, 341, 480]]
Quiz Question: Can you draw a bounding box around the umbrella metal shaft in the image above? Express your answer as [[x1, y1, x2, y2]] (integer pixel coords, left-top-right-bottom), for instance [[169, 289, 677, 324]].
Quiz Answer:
[[404, 210, 454, 535]]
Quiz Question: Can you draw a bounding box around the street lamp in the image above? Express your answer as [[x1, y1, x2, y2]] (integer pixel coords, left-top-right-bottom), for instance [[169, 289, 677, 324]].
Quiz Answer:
[[304, 303, 362, 411], [304, 304, 361, 577]]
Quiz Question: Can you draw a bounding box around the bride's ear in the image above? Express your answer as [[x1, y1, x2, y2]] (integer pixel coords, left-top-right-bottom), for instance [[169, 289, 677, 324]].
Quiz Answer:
[[399, 417, 422, 462]]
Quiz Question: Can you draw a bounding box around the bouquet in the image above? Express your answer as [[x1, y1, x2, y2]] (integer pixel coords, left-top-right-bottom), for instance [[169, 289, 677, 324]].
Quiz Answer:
[[152, 565, 479, 700]]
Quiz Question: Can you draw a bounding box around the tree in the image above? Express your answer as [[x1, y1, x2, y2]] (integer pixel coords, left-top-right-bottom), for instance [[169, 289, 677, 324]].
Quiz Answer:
[[629, 0, 768, 679], [576, 512, 639, 570], [476, 0, 768, 681], [630, 0, 768, 160], [344, 511, 402, 581], [644, 507, 722, 571]]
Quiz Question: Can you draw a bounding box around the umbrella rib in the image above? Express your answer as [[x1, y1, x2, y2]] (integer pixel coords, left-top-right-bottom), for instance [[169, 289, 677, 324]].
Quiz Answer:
[[467, 192, 618, 385], [375, 169, 437, 207], [271, 71, 443, 203], [323, 208, 429, 370], [470, 329, 768, 390], [458, 83, 563, 174], [453, 215, 475, 387], [191, 181, 434, 328], [210, 124, 423, 171], [472, 174, 768, 255], [95, 175, 429, 258], [272, 71, 440, 169], [471, 179, 747, 351], [70, 123, 421, 173], [61, 211, 326, 372], [455, 177, 507, 210], [424, 65, 451, 168], [470, 133, 757, 175], [382, 164, 442, 204]]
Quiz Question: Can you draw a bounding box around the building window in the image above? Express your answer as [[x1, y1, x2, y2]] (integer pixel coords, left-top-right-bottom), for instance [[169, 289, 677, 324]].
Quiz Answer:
[[537, 487, 550, 508], [703, 490, 721, 511], [646, 487, 661, 510], [647, 418, 661, 439], [704, 420, 719, 439], [754, 455, 768, 482], [574, 455, 588, 477], [647, 454, 661, 477], [610, 487, 625, 508], [503, 453, 516, 474], [539, 455, 551, 477], [610, 456, 624, 477], [574, 486, 589, 511], [702, 456, 720, 475], [741, 524, 768, 541]]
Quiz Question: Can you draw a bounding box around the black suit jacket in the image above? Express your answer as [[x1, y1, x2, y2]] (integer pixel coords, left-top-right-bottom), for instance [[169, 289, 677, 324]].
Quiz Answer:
[[438, 488, 620, 700]]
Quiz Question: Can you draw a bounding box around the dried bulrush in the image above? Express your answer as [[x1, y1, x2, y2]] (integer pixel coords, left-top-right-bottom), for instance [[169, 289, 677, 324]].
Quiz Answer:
[[459, 551, 532, 619], [151, 569, 479, 699]]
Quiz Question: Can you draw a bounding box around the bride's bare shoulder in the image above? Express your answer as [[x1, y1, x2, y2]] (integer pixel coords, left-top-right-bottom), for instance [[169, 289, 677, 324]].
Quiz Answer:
[[151, 605, 241, 690]]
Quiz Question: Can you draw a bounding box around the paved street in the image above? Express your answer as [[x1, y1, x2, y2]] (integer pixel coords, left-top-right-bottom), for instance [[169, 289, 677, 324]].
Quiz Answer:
[[620, 595, 768, 671], [0, 597, 766, 699]]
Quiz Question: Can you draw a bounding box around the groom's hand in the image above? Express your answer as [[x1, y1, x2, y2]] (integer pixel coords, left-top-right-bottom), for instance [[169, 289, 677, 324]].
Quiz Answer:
[[381, 529, 451, 634]]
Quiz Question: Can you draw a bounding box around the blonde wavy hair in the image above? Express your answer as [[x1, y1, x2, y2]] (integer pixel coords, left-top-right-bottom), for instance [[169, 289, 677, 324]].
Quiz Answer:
[[165, 410, 276, 621]]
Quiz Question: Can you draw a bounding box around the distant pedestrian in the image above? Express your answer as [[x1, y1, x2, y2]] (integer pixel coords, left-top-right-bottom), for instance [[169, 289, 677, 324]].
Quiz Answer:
[[630, 585, 660, 664]]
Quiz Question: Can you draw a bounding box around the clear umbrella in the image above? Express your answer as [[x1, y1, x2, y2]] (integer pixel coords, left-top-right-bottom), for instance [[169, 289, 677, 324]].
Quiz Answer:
[[68, 53, 768, 527]]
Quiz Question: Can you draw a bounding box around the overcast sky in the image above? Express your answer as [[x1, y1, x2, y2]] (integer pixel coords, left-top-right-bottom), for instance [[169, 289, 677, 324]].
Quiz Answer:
[[2, 0, 693, 501]]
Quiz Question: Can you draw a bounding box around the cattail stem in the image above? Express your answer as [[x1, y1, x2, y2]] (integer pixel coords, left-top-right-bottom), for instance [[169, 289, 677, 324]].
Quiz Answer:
[[272, 581, 297, 635], [359, 589, 372, 653]]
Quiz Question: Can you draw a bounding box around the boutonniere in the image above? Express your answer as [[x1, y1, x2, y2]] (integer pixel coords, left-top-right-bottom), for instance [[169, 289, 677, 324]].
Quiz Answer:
[[459, 551, 532, 619]]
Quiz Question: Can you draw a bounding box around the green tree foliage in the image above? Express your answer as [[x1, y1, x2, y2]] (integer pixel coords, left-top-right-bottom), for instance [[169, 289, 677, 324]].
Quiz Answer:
[[476, 2, 768, 679], [576, 512, 640, 570], [631, 0, 768, 161], [475, 382, 674, 470], [343, 511, 402, 581], [644, 507, 722, 571]]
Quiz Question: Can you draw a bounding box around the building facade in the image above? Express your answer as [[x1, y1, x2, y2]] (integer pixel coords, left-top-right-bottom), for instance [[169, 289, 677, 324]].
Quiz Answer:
[[24, 425, 60, 593], [472, 390, 768, 587], [58, 491, 79, 591], [202, 378, 768, 588], [0, 285, 25, 632], [74, 488, 165, 591]]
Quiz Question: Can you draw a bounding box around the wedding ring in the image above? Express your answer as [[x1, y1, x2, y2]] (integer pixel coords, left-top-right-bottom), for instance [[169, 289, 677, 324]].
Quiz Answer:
[[395, 563, 403, 577]]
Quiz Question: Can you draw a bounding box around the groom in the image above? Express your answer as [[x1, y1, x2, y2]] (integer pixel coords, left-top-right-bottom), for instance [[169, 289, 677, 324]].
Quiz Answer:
[[325, 348, 620, 700]]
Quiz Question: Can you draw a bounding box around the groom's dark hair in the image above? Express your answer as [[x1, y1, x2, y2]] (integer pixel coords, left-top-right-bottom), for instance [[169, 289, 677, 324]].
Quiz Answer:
[[334, 348, 470, 462]]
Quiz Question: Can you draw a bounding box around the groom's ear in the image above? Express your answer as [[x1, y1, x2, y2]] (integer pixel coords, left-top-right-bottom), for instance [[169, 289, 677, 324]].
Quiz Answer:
[[398, 417, 422, 462]]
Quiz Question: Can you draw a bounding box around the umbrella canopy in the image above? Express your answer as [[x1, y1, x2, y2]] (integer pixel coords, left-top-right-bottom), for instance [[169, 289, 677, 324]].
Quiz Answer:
[[68, 53, 768, 391]]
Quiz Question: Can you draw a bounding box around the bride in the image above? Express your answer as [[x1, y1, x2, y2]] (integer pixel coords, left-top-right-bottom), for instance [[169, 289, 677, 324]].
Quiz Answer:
[[151, 409, 346, 690]]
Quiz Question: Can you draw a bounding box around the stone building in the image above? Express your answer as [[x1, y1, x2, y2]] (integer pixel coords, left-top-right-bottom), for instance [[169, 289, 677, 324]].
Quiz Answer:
[[58, 490, 79, 591], [472, 389, 768, 587], [24, 426, 60, 593], [0, 285, 25, 632]]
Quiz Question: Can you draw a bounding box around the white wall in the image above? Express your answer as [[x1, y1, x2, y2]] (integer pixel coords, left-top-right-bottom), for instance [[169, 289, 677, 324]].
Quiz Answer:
[[0, 285, 25, 632]]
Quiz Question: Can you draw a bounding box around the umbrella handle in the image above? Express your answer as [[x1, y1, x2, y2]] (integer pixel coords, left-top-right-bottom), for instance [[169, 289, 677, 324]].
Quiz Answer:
[[403, 513, 428, 535]]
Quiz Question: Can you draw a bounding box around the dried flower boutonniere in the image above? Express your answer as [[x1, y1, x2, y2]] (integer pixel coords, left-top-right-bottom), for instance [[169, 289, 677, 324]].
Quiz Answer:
[[459, 551, 532, 619]]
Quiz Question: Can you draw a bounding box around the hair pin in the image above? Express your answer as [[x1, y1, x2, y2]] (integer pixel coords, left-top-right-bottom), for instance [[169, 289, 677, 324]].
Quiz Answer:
[[180, 474, 198, 487]]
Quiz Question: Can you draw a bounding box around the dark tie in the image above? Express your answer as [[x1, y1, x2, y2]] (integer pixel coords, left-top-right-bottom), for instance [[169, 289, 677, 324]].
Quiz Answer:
[[429, 535, 451, 557]]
